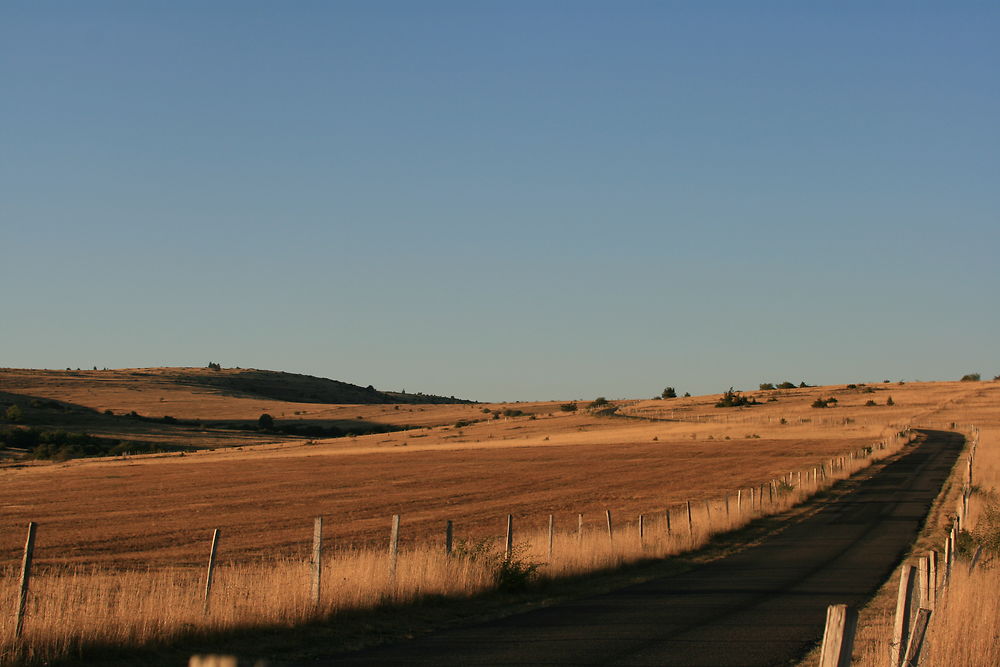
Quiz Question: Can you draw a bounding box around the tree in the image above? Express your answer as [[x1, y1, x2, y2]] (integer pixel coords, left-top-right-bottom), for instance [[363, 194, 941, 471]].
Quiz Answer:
[[886, 396, 895, 406], [777, 381, 796, 389], [559, 402, 577, 412], [589, 397, 609, 409], [662, 387, 677, 399], [960, 373, 981, 382], [258, 413, 275, 430], [759, 383, 775, 391]]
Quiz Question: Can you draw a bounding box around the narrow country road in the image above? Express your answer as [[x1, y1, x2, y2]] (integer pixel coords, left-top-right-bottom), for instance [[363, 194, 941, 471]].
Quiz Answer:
[[317, 430, 963, 666]]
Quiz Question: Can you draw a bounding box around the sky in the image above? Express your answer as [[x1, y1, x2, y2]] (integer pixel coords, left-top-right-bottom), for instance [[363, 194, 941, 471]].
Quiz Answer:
[[2, 1, 998, 402]]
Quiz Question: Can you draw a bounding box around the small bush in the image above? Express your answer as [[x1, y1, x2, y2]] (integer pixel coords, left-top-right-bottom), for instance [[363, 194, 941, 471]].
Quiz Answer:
[[450, 539, 541, 592], [257, 413, 275, 430], [5, 404, 23, 422], [865, 400, 877, 406], [588, 397, 609, 409], [812, 397, 830, 408], [759, 383, 775, 391], [960, 373, 981, 382], [559, 402, 578, 412], [715, 388, 755, 408], [661, 387, 677, 399], [886, 396, 895, 406], [777, 381, 796, 389]]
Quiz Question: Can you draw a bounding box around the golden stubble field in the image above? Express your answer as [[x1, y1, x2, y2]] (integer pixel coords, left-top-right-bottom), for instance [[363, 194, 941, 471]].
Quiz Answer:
[[2, 373, 993, 570]]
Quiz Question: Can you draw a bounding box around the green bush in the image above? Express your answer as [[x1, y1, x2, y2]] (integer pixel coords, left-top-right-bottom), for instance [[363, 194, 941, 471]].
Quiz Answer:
[[960, 373, 981, 382], [865, 400, 877, 406], [450, 539, 541, 592], [559, 402, 578, 412], [777, 381, 796, 389], [715, 388, 755, 408], [759, 383, 775, 391], [661, 387, 677, 399], [886, 396, 895, 406], [589, 397, 609, 409], [4, 404, 23, 422]]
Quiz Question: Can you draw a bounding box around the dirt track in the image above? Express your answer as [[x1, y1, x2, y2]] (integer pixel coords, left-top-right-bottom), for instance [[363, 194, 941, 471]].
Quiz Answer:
[[322, 430, 963, 666]]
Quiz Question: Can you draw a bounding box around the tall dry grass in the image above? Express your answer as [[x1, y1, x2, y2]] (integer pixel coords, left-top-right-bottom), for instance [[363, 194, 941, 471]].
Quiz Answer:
[[0, 431, 911, 665]]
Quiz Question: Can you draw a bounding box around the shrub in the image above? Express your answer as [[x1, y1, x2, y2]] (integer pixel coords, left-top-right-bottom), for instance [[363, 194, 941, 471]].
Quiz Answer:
[[454, 420, 471, 428], [206, 362, 222, 371], [559, 402, 578, 412], [502, 408, 525, 417], [683, 392, 691, 397], [451, 539, 541, 592], [589, 397, 609, 409], [661, 387, 677, 399], [886, 396, 895, 406], [777, 381, 796, 389], [257, 413, 275, 430], [715, 388, 755, 408], [759, 383, 775, 391], [5, 404, 23, 422], [812, 397, 829, 408], [960, 373, 981, 382], [865, 400, 877, 406]]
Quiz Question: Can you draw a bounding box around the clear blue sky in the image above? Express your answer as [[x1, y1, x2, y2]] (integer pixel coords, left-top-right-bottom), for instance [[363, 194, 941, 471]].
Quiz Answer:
[[2, 2, 997, 401]]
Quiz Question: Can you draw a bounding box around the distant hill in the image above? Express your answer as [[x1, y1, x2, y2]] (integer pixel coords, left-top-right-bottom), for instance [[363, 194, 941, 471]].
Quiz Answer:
[[170, 368, 472, 405], [0, 367, 473, 406]]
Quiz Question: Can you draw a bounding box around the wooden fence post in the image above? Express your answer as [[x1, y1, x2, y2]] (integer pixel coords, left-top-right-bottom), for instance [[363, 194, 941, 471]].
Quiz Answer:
[[311, 517, 323, 606], [547, 514, 554, 560], [724, 495, 730, 518], [737, 489, 742, 514], [686, 501, 693, 534], [819, 603, 857, 667], [203, 529, 220, 613], [926, 551, 937, 610], [917, 556, 929, 611], [638, 514, 645, 543], [388, 514, 400, 579], [704, 501, 711, 525], [605, 509, 614, 545], [504, 514, 513, 561], [665, 508, 672, 535], [445, 520, 453, 556], [890, 564, 917, 667], [14, 521, 37, 639], [901, 608, 932, 667]]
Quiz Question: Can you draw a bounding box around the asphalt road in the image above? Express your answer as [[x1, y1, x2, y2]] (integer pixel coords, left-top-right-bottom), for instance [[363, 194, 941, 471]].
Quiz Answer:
[[321, 430, 963, 666]]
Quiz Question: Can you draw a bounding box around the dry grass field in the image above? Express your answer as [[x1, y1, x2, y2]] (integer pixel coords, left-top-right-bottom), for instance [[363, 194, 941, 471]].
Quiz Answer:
[[1, 368, 998, 664]]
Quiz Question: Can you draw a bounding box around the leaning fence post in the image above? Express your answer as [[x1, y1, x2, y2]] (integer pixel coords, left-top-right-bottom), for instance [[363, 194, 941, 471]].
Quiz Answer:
[[819, 603, 857, 667], [890, 564, 917, 667], [902, 608, 932, 667], [504, 514, 514, 561], [605, 509, 614, 545], [686, 501, 693, 534], [311, 517, 323, 605], [203, 529, 220, 613], [14, 521, 37, 639], [445, 519, 453, 556], [388, 514, 400, 579]]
